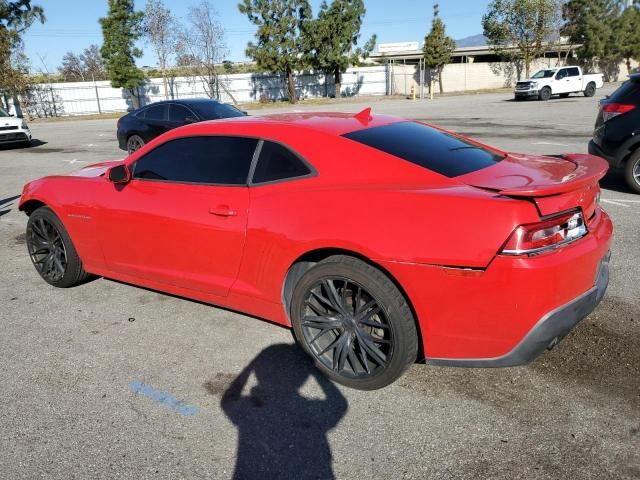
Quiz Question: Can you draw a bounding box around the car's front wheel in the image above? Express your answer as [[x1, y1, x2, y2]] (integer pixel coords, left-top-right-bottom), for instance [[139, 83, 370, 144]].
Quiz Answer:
[[624, 149, 640, 194], [290, 255, 418, 390], [127, 134, 145, 154], [539, 87, 552, 101], [26, 206, 91, 287]]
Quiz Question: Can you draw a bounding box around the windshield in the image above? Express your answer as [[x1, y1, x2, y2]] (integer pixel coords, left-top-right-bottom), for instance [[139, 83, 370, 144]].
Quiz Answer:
[[0, 106, 9, 117], [531, 70, 556, 79], [189, 101, 246, 120]]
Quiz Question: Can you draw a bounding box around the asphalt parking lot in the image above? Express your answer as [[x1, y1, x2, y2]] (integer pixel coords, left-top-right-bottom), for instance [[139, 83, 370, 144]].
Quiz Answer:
[[1, 85, 638, 479]]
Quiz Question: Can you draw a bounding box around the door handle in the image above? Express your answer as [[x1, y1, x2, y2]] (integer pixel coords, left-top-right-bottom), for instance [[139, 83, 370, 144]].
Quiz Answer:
[[209, 205, 237, 217]]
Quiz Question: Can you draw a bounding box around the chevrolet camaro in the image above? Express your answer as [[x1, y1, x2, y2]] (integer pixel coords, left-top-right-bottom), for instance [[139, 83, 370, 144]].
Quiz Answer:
[[19, 109, 613, 390]]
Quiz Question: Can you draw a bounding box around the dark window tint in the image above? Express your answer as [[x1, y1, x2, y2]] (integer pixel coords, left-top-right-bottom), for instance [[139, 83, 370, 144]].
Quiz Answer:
[[567, 67, 580, 77], [146, 105, 166, 121], [556, 69, 568, 79], [169, 104, 193, 123], [252, 141, 311, 183], [132, 136, 258, 185], [343, 122, 504, 177], [609, 79, 640, 104], [189, 101, 246, 120]]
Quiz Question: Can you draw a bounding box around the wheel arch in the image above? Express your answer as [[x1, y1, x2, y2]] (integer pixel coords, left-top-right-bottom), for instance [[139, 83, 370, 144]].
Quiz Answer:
[[618, 136, 640, 168], [19, 199, 47, 216], [281, 247, 425, 359]]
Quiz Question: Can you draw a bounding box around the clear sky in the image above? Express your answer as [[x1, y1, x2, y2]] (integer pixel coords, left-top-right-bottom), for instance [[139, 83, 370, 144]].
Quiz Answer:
[[22, 0, 491, 73]]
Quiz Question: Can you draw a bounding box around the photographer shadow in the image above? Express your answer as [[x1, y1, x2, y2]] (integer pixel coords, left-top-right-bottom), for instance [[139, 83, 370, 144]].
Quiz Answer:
[[221, 343, 348, 480]]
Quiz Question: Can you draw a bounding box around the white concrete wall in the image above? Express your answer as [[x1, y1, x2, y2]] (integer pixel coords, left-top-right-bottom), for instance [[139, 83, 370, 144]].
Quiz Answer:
[[19, 66, 388, 117]]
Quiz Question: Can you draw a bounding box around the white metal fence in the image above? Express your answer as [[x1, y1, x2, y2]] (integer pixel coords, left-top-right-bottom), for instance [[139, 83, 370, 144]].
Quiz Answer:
[[7, 66, 389, 118]]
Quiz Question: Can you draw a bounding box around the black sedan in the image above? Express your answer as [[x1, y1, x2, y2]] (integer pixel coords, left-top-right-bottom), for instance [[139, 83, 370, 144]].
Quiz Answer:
[[589, 73, 640, 193], [117, 98, 247, 153]]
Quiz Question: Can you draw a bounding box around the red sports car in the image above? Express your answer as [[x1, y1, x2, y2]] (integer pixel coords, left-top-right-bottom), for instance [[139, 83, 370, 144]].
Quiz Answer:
[[19, 109, 612, 390]]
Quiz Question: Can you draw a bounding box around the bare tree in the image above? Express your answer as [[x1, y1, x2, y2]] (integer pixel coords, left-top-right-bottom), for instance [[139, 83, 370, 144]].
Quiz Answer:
[[60, 51, 86, 81], [143, 0, 176, 99], [177, 0, 236, 103], [80, 44, 107, 81]]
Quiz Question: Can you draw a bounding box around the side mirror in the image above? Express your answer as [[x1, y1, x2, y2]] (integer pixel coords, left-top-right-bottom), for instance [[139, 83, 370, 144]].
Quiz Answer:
[[108, 164, 131, 184], [184, 116, 198, 124]]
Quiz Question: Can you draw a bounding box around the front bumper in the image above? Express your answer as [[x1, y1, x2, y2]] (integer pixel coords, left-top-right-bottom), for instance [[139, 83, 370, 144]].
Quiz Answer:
[[0, 127, 31, 145], [514, 89, 539, 98], [427, 250, 610, 367]]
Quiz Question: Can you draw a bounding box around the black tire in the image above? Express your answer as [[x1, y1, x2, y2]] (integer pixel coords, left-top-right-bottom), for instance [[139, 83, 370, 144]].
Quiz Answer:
[[290, 255, 418, 390], [584, 82, 596, 97], [539, 87, 552, 101], [127, 134, 144, 154], [514, 95, 523, 102], [26, 206, 91, 287], [624, 149, 640, 194], [559, 93, 570, 98]]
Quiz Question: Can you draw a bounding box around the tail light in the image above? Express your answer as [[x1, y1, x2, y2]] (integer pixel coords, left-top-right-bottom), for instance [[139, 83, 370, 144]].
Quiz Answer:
[[501, 210, 587, 256], [601, 103, 636, 122]]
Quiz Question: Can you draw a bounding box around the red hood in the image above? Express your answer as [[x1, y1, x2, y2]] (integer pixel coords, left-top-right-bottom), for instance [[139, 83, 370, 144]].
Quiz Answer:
[[458, 153, 608, 197], [67, 160, 123, 178]]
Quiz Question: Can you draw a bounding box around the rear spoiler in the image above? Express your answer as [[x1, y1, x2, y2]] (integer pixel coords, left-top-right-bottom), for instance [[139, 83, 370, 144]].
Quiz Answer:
[[497, 154, 608, 197]]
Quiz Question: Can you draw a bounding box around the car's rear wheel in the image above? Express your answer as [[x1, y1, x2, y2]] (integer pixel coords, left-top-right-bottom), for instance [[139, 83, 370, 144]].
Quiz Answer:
[[26, 206, 91, 287], [584, 82, 596, 97], [539, 87, 552, 101], [624, 149, 640, 194], [127, 134, 144, 154], [290, 255, 418, 390]]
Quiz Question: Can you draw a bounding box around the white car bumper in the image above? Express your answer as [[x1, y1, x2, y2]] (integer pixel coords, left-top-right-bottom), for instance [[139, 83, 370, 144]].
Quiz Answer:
[[0, 125, 31, 145]]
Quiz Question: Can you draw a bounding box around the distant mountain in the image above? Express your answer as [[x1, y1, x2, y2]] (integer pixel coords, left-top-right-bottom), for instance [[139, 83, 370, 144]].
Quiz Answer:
[[455, 34, 487, 48]]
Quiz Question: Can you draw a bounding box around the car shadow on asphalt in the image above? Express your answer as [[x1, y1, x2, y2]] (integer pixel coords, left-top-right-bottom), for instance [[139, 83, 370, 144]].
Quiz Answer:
[[0, 139, 47, 151], [207, 343, 348, 480]]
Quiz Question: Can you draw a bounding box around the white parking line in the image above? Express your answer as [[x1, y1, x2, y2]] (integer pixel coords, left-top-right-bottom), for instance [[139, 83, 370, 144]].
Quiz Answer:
[[601, 198, 639, 208], [532, 141, 571, 146]]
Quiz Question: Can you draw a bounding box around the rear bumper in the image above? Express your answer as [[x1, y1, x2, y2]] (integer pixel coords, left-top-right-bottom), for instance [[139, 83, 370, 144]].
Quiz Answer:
[[588, 139, 618, 168], [426, 250, 610, 367], [380, 207, 613, 365]]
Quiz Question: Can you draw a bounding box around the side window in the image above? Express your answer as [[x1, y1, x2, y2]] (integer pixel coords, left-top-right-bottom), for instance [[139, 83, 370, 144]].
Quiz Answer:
[[146, 105, 166, 121], [169, 104, 193, 123], [132, 136, 258, 185], [252, 141, 312, 184], [568, 67, 580, 77], [556, 69, 567, 79]]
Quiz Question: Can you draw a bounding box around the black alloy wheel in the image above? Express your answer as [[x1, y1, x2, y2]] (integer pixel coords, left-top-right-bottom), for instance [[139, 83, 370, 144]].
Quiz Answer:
[[291, 255, 418, 390], [299, 276, 393, 378], [27, 216, 67, 283], [26, 206, 91, 287], [584, 83, 596, 97]]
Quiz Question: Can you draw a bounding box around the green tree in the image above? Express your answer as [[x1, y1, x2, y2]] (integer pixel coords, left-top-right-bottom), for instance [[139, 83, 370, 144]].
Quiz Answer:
[[238, 0, 311, 103], [305, 0, 376, 98], [482, 0, 560, 80], [616, 2, 640, 74], [423, 4, 455, 94], [562, 0, 623, 80], [0, 1, 45, 113], [100, 0, 144, 108]]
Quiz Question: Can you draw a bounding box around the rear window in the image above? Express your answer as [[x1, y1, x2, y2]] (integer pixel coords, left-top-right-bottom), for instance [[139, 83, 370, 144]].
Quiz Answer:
[[609, 79, 640, 104], [342, 121, 504, 177]]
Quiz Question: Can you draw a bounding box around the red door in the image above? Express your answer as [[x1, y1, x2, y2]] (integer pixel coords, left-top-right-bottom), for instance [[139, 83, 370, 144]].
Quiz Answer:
[[95, 180, 249, 297]]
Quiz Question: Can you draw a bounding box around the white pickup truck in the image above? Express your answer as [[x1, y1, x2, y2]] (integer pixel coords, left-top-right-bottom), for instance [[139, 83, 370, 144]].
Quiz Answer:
[[514, 66, 604, 101]]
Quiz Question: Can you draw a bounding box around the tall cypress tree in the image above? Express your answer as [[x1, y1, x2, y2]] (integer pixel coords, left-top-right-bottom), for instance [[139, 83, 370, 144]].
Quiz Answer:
[[239, 0, 311, 103], [100, 0, 144, 108], [305, 0, 376, 98], [423, 4, 455, 93]]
